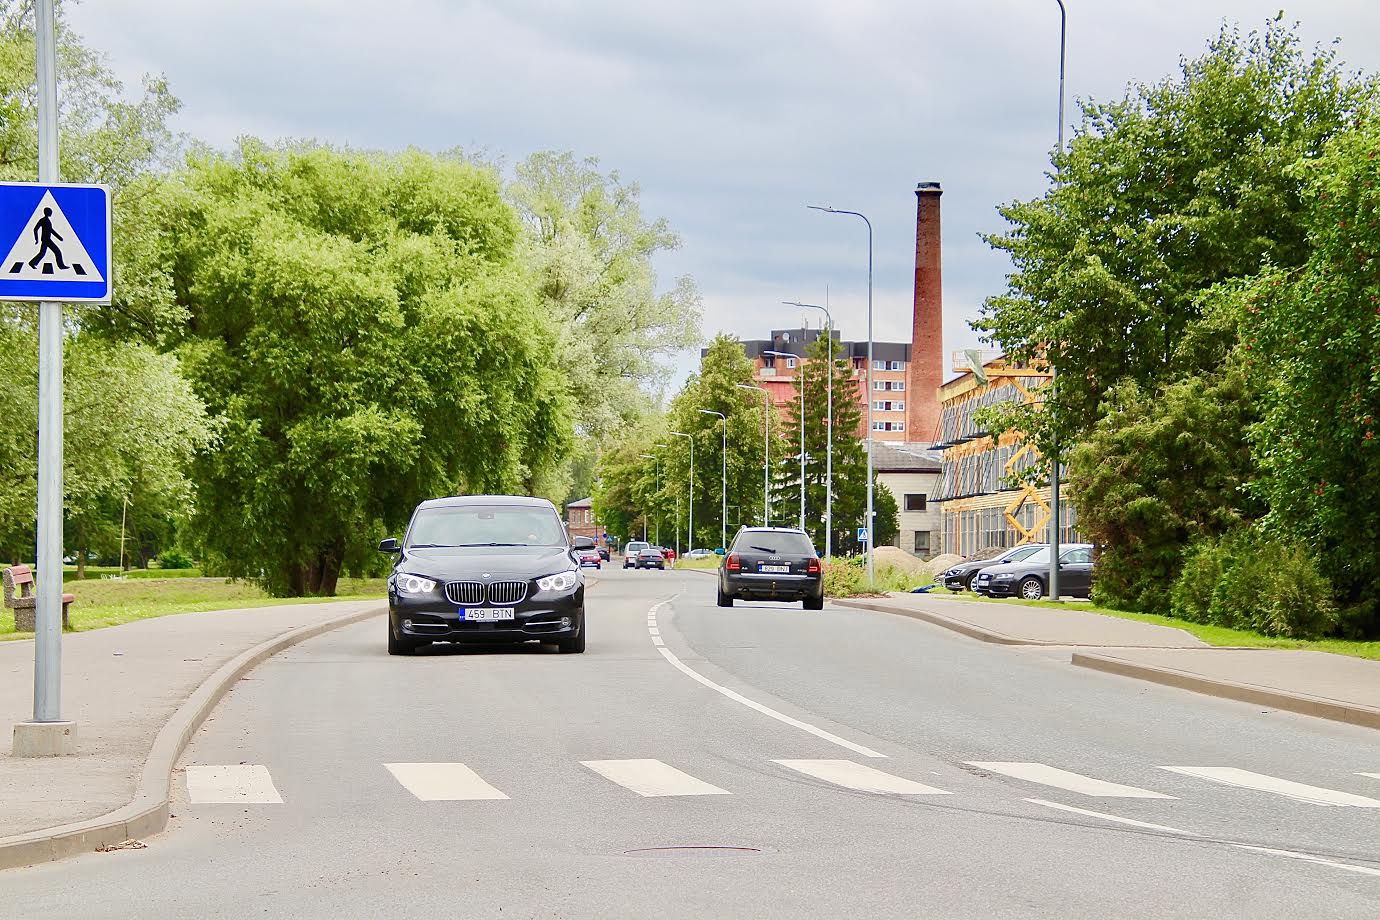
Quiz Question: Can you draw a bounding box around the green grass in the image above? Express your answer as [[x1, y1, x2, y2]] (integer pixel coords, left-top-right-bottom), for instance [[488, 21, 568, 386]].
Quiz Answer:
[[930, 589, 1380, 661], [674, 557, 723, 571], [1, 576, 387, 640]]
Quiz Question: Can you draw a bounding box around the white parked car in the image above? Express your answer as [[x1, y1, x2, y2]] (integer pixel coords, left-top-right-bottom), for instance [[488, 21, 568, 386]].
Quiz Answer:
[[622, 541, 651, 568]]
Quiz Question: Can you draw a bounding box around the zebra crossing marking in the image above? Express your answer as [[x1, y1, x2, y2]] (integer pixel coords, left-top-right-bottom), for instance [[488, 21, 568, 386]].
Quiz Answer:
[[1161, 766, 1380, 807], [965, 762, 1174, 798], [385, 762, 509, 801], [773, 759, 951, 795], [185, 764, 283, 804], [582, 759, 731, 797]]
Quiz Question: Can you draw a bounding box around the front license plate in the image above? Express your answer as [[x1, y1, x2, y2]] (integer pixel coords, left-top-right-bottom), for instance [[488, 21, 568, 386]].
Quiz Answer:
[[461, 608, 515, 621], [759, 564, 790, 574]]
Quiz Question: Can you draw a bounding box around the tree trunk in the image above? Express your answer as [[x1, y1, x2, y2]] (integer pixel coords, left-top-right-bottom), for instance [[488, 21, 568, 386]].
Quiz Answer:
[[76, 537, 86, 580]]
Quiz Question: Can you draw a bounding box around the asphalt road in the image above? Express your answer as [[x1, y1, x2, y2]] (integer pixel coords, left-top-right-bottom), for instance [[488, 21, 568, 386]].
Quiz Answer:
[[5, 567, 1380, 919]]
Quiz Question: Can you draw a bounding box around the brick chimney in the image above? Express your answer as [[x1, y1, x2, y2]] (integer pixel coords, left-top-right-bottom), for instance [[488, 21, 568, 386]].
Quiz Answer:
[[908, 181, 944, 442]]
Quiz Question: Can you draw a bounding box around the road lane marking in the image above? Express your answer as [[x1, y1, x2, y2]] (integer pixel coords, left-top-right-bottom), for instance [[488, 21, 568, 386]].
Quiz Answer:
[[1025, 798, 1196, 835], [384, 763, 509, 801], [651, 635, 665, 646], [185, 765, 283, 804], [648, 627, 660, 636], [582, 759, 731, 797], [649, 599, 885, 759], [966, 762, 1174, 798], [1160, 767, 1380, 807], [1358, 772, 1380, 781], [1231, 845, 1380, 877], [773, 759, 951, 794]]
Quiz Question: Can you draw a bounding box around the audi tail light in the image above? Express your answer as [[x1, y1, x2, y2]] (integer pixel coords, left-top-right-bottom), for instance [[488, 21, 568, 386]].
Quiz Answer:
[[726, 553, 742, 572], [806, 558, 821, 574]]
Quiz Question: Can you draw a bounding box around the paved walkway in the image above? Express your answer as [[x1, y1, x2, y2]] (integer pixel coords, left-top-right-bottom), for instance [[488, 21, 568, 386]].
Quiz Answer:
[[0, 601, 382, 840]]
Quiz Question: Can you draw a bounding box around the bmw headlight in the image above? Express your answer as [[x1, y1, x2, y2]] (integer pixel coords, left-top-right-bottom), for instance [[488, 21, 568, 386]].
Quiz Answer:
[[395, 574, 437, 595], [537, 570, 579, 592]]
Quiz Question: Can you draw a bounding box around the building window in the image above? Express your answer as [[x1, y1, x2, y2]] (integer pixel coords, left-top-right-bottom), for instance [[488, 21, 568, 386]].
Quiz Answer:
[[853, 357, 865, 369], [913, 530, 930, 556], [872, 421, 885, 431], [905, 494, 927, 512], [585, 510, 593, 524], [786, 357, 797, 369], [873, 380, 885, 391], [894, 381, 905, 391], [872, 359, 884, 370], [888, 360, 904, 371], [894, 400, 904, 411]]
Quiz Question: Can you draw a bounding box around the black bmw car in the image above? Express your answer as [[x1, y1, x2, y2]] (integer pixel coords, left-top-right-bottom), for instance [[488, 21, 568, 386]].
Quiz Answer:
[[940, 543, 1048, 592], [379, 495, 586, 655], [717, 527, 824, 609]]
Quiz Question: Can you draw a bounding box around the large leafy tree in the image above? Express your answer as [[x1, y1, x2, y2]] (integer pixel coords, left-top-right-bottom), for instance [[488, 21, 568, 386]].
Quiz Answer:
[[977, 18, 1376, 455], [155, 142, 571, 595]]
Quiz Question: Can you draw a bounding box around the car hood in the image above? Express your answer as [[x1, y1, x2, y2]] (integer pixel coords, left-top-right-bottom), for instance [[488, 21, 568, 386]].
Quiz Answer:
[[979, 560, 1044, 577], [398, 545, 575, 580]]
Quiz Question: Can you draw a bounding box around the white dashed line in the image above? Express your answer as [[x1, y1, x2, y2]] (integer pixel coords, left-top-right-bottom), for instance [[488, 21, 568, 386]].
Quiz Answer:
[[1025, 798, 1196, 835]]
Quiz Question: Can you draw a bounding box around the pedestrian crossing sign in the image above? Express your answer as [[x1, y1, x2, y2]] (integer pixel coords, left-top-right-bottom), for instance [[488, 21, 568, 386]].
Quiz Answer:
[[0, 181, 111, 303]]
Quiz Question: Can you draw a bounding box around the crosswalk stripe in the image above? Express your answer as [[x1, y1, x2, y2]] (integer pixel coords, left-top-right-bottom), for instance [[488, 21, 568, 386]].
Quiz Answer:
[[772, 759, 951, 795], [965, 762, 1174, 799], [384, 763, 509, 801], [1025, 798, 1196, 835], [185, 764, 283, 804], [581, 759, 730, 797], [1232, 845, 1380, 877], [1160, 767, 1380, 807]]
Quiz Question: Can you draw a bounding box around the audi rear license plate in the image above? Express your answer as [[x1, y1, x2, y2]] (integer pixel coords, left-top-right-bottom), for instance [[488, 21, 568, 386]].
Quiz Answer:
[[759, 564, 790, 574], [461, 608, 515, 621]]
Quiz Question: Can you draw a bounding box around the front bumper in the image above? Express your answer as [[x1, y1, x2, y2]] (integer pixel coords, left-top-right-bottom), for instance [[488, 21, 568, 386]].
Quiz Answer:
[[390, 586, 584, 643], [942, 572, 971, 591], [721, 572, 822, 601], [983, 579, 1018, 598]]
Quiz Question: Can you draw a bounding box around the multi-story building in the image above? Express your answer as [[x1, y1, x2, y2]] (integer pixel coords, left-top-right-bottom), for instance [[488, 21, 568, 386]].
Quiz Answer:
[[872, 442, 943, 558], [930, 353, 1079, 556], [564, 497, 599, 542]]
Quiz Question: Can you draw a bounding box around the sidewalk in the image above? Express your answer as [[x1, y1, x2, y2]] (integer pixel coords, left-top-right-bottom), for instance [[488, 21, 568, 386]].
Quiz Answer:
[[0, 600, 383, 868], [836, 593, 1380, 732]]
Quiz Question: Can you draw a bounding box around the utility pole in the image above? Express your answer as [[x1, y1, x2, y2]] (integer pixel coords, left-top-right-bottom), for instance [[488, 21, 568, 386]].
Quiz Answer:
[[698, 409, 728, 549], [784, 301, 834, 557], [670, 431, 694, 551], [736, 384, 770, 527], [639, 453, 661, 546], [764, 350, 805, 532], [1048, 0, 1067, 601]]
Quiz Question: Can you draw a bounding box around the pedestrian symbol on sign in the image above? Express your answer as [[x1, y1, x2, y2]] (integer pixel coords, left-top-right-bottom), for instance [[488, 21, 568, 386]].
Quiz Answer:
[[1, 190, 102, 282], [857, 527, 869, 544]]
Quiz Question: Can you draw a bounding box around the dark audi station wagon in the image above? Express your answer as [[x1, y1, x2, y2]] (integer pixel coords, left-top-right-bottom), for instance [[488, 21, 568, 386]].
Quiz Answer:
[[717, 527, 824, 609], [379, 495, 586, 655]]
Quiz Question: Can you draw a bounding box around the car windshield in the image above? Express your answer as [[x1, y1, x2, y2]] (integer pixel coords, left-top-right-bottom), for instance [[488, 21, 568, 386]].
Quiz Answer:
[[732, 532, 815, 555], [1017, 547, 1052, 564], [1007, 545, 1043, 562], [406, 506, 565, 548]]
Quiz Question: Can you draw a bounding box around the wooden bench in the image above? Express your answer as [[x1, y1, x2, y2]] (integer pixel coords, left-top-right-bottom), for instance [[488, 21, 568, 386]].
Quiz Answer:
[[2, 564, 72, 632]]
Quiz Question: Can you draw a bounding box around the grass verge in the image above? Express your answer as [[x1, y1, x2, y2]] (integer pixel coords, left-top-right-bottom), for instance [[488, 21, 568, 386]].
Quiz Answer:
[[930, 589, 1380, 661], [1, 576, 387, 640]]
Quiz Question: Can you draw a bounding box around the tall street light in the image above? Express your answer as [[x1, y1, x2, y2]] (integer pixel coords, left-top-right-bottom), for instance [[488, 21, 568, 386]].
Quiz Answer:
[[809, 205, 874, 584], [697, 409, 728, 550], [764, 351, 805, 531], [736, 383, 770, 526], [784, 301, 833, 558], [670, 431, 693, 552], [1048, 0, 1067, 601], [639, 453, 660, 545]]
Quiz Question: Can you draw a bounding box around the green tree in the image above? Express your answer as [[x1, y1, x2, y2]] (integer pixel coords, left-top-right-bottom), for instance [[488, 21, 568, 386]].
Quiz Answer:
[[976, 18, 1376, 455], [1066, 363, 1261, 613], [1237, 120, 1380, 634], [155, 142, 571, 596]]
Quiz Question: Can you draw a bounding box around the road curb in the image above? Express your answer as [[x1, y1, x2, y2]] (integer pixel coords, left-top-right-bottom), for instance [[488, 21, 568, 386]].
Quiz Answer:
[[1071, 652, 1380, 732], [0, 603, 385, 871], [831, 598, 1048, 645]]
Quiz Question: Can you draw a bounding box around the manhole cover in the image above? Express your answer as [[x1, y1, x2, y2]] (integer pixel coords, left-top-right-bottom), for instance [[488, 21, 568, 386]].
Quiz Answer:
[[623, 846, 762, 858]]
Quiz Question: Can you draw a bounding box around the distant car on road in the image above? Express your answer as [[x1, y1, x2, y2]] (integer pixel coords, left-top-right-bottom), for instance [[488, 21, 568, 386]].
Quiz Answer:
[[598, 546, 610, 562], [717, 527, 824, 609], [576, 549, 602, 569], [942, 544, 1048, 593], [636, 548, 666, 570], [622, 540, 651, 568], [685, 548, 715, 560], [974, 544, 1095, 600], [378, 494, 586, 656]]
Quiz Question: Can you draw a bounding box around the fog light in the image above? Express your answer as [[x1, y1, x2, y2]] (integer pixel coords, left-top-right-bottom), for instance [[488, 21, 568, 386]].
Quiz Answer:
[[402, 619, 413, 630], [560, 617, 572, 628]]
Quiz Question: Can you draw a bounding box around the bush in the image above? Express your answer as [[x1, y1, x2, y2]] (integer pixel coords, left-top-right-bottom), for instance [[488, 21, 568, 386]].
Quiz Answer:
[[1171, 531, 1337, 638], [822, 557, 923, 597], [156, 547, 195, 570]]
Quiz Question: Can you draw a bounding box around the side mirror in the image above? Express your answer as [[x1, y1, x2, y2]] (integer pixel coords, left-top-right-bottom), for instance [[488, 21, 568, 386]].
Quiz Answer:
[[378, 537, 401, 553]]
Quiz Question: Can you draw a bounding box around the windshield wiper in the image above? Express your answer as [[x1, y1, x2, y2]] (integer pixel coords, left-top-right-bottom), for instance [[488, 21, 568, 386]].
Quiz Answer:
[[408, 543, 457, 548], [748, 545, 778, 554], [454, 542, 531, 547]]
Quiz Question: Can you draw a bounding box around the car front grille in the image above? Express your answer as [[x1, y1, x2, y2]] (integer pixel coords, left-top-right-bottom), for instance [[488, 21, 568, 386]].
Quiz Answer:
[[487, 581, 528, 605], [445, 581, 485, 605]]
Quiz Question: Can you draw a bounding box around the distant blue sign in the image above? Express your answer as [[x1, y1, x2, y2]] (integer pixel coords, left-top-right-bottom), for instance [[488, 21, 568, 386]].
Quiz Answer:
[[0, 182, 111, 303], [857, 527, 869, 544]]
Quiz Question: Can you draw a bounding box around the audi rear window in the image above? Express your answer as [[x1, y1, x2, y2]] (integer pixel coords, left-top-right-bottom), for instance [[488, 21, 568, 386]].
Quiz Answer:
[[731, 532, 815, 555]]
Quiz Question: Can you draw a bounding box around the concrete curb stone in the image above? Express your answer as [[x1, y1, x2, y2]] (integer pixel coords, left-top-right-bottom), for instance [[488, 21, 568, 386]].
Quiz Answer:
[[0, 604, 384, 871]]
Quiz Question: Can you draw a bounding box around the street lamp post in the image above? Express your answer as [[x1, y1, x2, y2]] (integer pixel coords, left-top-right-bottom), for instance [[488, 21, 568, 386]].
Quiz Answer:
[[764, 351, 805, 531], [1048, 0, 1067, 601], [639, 453, 661, 546], [670, 431, 694, 552], [736, 384, 770, 526], [809, 205, 874, 584], [784, 301, 833, 558], [696, 409, 728, 550]]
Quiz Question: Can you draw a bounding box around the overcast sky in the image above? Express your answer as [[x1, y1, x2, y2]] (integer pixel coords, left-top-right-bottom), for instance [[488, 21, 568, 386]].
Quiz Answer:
[[67, 0, 1380, 387]]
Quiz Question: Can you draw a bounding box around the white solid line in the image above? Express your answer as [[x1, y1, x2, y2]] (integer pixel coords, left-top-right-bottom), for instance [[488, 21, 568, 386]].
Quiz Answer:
[[774, 759, 950, 795], [384, 763, 509, 801], [1025, 798, 1196, 835], [1357, 772, 1380, 781], [582, 759, 731, 797], [1161, 767, 1380, 808], [185, 764, 283, 804], [967, 762, 1174, 799], [654, 645, 886, 758], [1232, 844, 1380, 878]]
